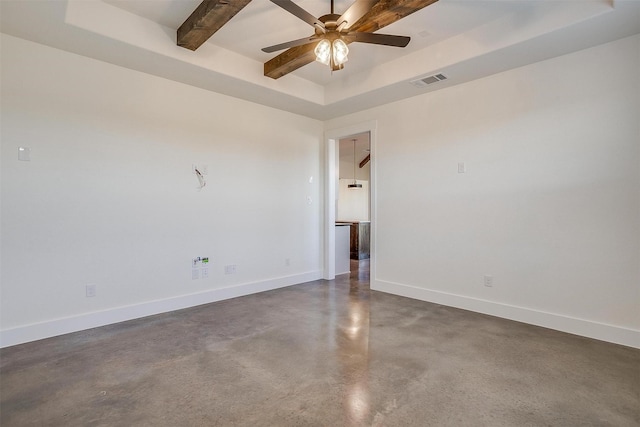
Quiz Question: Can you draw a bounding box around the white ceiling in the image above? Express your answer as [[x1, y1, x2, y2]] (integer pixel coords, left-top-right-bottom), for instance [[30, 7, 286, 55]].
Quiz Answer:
[[1, 0, 639, 120], [102, 0, 526, 86]]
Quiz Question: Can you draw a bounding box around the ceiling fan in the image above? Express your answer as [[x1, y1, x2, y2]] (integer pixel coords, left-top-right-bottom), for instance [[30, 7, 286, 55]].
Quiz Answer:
[[177, 0, 439, 79], [262, 0, 414, 72]]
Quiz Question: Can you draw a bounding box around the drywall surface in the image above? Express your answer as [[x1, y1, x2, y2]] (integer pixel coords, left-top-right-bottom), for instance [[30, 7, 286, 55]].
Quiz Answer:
[[337, 179, 370, 222], [326, 35, 640, 347], [339, 153, 370, 181], [1, 35, 323, 345]]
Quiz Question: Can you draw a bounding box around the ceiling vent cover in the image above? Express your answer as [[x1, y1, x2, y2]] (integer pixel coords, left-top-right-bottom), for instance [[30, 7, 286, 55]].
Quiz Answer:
[[410, 73, 448, 88]]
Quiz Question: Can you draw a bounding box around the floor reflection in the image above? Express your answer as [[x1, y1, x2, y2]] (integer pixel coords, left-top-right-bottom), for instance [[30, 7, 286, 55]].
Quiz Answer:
[[338, 259, 371, 425]]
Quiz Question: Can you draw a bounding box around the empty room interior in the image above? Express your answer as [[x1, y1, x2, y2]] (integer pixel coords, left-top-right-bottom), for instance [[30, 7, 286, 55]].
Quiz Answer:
[[1, 0, 639, 425]]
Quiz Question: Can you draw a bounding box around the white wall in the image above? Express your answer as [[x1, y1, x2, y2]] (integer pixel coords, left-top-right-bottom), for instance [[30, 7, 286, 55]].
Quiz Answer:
[[337, 179, 370, 222], [339, 155, 370, 181], [2, 33, 638, 348], [327, 35, 640, 347], [0, 35, 324, 346], [338, 140, 370, 221]]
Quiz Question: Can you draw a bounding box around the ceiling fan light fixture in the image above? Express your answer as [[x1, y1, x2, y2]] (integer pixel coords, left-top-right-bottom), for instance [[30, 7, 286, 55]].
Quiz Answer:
[[315, 36, 349, 68], [314, 39, 331, 65], [332, 38, 349, 66]]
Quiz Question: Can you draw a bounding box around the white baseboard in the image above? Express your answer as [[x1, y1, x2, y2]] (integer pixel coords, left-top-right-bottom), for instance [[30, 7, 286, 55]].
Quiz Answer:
[[372, 279, 640, 349], [0, 271, 322, 348]]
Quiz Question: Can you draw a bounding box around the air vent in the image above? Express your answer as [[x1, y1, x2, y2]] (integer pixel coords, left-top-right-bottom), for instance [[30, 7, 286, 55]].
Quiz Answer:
[[410, 73, 448, 88]]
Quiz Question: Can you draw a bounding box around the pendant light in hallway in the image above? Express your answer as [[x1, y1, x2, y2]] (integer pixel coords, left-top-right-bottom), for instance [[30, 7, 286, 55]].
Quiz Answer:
[[348, 139, 362, 189]]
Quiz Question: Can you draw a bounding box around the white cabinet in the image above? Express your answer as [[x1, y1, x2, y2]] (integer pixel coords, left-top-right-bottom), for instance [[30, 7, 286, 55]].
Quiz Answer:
[[335, 224, 351, 275]]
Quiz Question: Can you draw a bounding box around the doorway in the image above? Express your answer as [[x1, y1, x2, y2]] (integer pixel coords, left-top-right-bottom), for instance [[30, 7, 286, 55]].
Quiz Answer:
[[336, 133, 370, 278], [324, 121, 376, 282]]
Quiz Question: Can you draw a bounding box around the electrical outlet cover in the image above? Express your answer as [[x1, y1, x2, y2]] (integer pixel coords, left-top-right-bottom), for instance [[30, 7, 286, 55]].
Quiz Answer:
[[18, 147, 31, 161], [86, 284, 96, 297]]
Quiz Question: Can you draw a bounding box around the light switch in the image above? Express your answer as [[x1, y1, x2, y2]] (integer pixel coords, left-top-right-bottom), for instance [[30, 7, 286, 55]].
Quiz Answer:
[[457, 162, 466, 173], [18, 147, 31, 161]]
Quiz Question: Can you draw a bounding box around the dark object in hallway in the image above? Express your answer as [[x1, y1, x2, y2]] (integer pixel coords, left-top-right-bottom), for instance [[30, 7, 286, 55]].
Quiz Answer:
[[1, 260, 639, 426], [350, 221, 370, 260]]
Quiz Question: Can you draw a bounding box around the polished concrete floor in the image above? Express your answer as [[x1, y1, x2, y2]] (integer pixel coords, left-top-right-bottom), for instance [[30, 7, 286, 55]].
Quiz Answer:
[[1, 260, 639, 426]]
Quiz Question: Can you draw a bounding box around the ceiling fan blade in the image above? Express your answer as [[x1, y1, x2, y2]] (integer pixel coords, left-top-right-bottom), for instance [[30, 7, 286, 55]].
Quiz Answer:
[[337, 1, 377, 30], [262, 36, 320, 53], [348, 32, 410, 47], [264, 43, 317, 80], [269, 0, 324, 28]]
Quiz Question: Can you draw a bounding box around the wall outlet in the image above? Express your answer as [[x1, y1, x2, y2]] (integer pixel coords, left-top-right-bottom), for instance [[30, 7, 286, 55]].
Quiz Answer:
[[202, 267, 209, 278], [192, 269, 200, 280], [285, 258, 291, 267], [224, 265, 237, 275], [484, 275, 493, 287], [18, 147, 31, 161], [458, 162, 466, 173], [86, 284, 96, 297], [193, 257, 209, 269]]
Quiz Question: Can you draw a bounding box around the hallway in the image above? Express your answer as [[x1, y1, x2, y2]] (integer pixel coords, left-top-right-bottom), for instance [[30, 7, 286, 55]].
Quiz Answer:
[[1, 265, 638, 426]]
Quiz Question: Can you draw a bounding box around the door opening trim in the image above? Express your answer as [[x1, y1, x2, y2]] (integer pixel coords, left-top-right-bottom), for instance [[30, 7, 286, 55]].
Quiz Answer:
[[324, 121, 377, 280]]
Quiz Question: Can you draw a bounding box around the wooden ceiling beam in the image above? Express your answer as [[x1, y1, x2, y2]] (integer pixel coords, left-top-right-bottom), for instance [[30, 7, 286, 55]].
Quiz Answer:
[[350, 0, 439, 33], [177, 0, 252, 51], [264, 0, 438, 79]]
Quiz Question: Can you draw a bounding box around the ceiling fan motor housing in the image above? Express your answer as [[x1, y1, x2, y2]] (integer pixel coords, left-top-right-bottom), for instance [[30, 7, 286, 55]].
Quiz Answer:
[[316, 14, 342, 34]]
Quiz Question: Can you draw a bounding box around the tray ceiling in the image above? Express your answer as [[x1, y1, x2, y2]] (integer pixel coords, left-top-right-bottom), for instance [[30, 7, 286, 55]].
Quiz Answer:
[[1, 0, 639, 120]]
